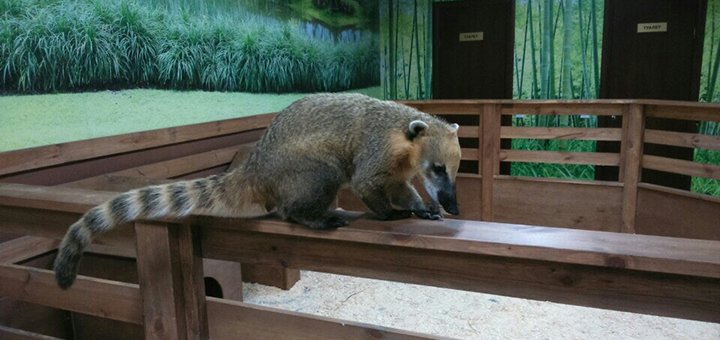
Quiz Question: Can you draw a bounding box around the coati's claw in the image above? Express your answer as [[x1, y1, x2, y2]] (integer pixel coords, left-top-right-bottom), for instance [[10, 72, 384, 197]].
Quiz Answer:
[[413, 209, 443, 220]]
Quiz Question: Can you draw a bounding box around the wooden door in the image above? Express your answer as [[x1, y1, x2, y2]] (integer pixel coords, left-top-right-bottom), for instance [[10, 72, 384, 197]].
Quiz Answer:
[[432, 0, 514, 99], [597, 0, 707, 189]]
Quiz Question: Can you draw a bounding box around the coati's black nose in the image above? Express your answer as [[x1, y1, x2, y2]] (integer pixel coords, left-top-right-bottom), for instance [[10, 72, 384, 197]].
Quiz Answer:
[[438, 186, 459, 215]]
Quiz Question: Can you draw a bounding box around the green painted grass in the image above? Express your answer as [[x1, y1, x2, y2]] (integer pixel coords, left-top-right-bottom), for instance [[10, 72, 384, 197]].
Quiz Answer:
[[0, 87, 381, 152]]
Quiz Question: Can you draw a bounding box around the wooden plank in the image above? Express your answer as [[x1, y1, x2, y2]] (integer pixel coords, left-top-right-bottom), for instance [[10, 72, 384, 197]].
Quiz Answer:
[[643, 155, 720, 180], [134, 222, 208, 340], [0, 325, 63, 340], [206, 298, 436, 340], [402, 102, 483, 115], [200, 219, 720, 322], [645, 104, 720, 122], [480, 104, 501, 220], [493, 176, 623, 232], [619, 104, 645, 233], [636, 184, 720, 240], [500, 127, 622, 141], [501, 103, 622, 116], [644, 129, 720, 150], [241, 264, 299, 290], [499, 150, 621, 166], [460, 148, 479, 161], [0, 236, 58, 264], [0, 264, 142, 324], [457, 125, 479, 138], [0, 114, 273, 177], [60, 145, 248, 189], [61, 175, 173, 192]]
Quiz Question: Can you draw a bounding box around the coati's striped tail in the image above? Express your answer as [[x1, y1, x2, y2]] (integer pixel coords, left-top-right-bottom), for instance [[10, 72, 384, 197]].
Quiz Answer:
[[53, 175, 224, 289]]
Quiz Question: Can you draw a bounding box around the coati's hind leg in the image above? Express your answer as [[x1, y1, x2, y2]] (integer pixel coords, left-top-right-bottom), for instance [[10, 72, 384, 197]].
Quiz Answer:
[[276, 167, 348, 230]]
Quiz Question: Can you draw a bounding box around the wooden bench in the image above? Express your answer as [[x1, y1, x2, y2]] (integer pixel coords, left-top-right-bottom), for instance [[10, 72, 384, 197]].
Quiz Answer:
[[0, 183, 718, 339]]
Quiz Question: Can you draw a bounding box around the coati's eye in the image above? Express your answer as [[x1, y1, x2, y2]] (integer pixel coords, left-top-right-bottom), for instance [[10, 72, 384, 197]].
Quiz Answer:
[[432, 163, 446, 175]]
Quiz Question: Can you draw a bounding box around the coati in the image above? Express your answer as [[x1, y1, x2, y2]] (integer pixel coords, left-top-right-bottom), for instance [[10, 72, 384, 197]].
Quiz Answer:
[[53, 93, 462, 289]]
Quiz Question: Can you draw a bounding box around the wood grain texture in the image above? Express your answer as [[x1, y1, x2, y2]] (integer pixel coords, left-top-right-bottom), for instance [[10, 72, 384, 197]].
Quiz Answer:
[[199, 219, 720, 322], [206, 298, 436, 340], [499, 150, 620, 166], [501, 127, 622, 141], [134, 222, 207, 340], [0, 264, 142, 324], [0, 236, 58, 264], [480, 104, 501, 220], [644, 129, 720, 150], [643, 155, 720, 179], [493, 176, 623, 231], [0, 114, 273, 177], [636, 184, 720, 240], [619, 104, 645, 233], [0, 325, 63, 340]]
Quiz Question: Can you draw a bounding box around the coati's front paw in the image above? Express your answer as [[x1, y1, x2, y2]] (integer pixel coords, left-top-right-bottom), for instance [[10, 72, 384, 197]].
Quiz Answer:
[[307, 215, 349, 230], [412, 209, 442, 220]]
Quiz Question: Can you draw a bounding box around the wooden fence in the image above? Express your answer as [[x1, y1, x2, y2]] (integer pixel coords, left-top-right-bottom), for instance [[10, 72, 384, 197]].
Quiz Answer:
[[0, 99, 718, 339]]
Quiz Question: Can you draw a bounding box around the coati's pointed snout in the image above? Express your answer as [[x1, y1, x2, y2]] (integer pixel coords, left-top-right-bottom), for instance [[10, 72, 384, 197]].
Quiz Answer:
[[438, 184, 459, 215]]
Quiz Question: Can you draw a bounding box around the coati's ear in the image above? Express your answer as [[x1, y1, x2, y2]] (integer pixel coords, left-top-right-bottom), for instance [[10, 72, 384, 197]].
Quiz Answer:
[[407, 120, 429, 140], [449, 123, 459, 134]]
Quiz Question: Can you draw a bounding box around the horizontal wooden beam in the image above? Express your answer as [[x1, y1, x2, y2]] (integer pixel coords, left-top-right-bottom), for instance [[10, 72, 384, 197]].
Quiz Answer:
[[501, 127, 622, 141], [207, 298, 433, 339], [199, 218, 720, 323], [0, 114, 273, 177], [0, 264, 142, 324], [0, 263, 432, 339], [60, 145, 250, 189], [0, 325, 63, 340], [645, 104, 720, 121], [0, 236, 58, 264], [643, 155, 720, 180], [644, 129, 720, 150], [501, 103, 622, 116], [499, 150, 620, 166]]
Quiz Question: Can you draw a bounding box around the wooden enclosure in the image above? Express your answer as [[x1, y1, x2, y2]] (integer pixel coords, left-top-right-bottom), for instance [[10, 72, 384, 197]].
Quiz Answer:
[[0, 99, 718, 339]]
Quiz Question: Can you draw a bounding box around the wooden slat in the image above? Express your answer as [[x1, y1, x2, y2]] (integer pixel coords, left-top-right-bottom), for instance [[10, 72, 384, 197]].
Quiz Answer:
[[636, 183, 720, 240], [457, 126, 479, 138], [134, 222, 208, 340], [402, 102, 483, 115], [207, 298, 434, 340], [501, 103, 622, 116], [0, 236, 58, 263], [619, 104, 645, 233], [460, 148, 479, 161], [644, 129, 720, 150], [0, 114, 274, 177], [645, 104, 720, 122], [0, 325, 63, 340], [500, 127, 622, 141], [60, 145, 250, 189], [480, 104, 501, 220], [643, 155, 720, 179], [499, 150, 620, 166], [0, 264, 441, 339], [0, 264, 142, 324], [493, 176, 623, 232], [199, 218, 720, 322]]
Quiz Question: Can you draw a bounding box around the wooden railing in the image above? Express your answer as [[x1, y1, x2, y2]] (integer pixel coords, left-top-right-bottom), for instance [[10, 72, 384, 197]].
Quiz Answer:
[[0, 100, 719, 338]]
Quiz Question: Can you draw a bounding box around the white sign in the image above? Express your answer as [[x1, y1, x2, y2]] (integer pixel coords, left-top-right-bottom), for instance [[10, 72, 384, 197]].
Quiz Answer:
[[637, 22, 668, 33], [459, 32, 484, 42]]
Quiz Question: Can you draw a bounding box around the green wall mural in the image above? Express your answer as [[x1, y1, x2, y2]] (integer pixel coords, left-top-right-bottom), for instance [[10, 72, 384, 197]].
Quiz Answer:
[[0, 0, 380, 93], [380, 0, 720, 103]]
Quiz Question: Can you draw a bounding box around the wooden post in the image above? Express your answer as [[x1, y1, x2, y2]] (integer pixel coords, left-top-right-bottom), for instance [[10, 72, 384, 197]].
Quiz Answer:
[[619, 104, 645, 234], [480, 104, 502, 221], [135, 222, 208, 340]]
